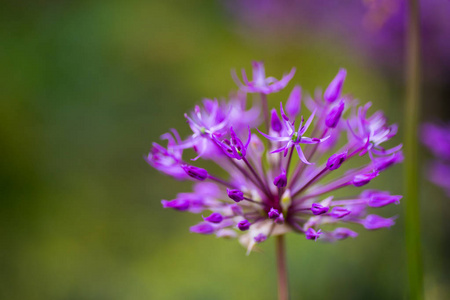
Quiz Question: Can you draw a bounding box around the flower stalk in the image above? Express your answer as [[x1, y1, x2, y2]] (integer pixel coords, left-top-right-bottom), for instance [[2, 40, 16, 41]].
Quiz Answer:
[[404, 0, 424, 299], [276, 235, 289, 300]]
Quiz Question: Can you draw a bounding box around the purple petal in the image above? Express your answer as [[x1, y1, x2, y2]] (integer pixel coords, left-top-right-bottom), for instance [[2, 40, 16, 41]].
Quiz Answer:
[[190, 222, 215, 234], [332, 228, 358, 240], [271, 109, 283, 132], [324, 69, 347, 103], [305, 228, 322, 241], [286, 85, 302, 118], [203, 212, 224, 223], [362, 215, 396, 230], [256, 128, 288, 142], [296, 144, 313, 165]]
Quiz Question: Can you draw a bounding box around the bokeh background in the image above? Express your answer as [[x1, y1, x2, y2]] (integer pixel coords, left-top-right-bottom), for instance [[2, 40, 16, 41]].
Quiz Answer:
[[1, 1, 449, 299]]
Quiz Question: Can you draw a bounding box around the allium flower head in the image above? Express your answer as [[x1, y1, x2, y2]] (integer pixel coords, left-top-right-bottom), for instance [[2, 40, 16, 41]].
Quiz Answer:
[[232, 61, 296, 94], [146, 62, 403, 253]]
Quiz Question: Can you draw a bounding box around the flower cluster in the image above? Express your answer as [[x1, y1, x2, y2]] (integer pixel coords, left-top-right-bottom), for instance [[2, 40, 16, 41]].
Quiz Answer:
[[146, 62, 403, 253], [421, 123, 450, 196]]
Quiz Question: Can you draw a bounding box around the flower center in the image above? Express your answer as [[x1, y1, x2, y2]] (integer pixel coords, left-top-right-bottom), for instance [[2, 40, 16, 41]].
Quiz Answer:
[[291, 132, 299, 142]]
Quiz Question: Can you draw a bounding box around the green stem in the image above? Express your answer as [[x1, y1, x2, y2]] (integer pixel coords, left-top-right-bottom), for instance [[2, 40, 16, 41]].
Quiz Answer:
[[276, 235, 289, 300], [404, 0, 423, 299]]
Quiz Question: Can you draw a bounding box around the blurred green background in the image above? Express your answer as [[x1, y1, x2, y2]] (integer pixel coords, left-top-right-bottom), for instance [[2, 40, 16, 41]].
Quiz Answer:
[[1, 1, 448, 299]]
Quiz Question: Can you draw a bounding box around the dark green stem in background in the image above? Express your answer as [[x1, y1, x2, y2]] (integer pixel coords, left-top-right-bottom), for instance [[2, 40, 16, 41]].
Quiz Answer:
[[276, 235, 289, 300], [404, 0, 424, 299]]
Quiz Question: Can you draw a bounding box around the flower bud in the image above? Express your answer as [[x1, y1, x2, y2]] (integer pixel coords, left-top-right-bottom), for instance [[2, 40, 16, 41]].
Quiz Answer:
[[203, 212, 223, 223], [146, 140, 188, 180], [362, 214, 395, 230], [325, 99, 345, 128], [286, 85, 301, 119], [273, 169, 287, 188], [332, 227, 358, 240], [352, 172, 379, 187], [368, 194, 402, 208], [330, 207, 351, 218], [324, 69, 346, 103], [161, 199, 190, 211], [275, 213, 285, 224], [181, 165, 208, 181], [230, 204, 243, 216], [237, 219, 251, 231], [326, 151, 347, 171], [227, 188, 244, 202], [374, 152, 404, 171], [305, 228, 322, 241], [190, 222, 215, 234], [271, 109, 282, 132], [268, 207, 280, 219], [311, 203, 329, 215], [219, 127, 251, 160], [254, 233, 267, 243]]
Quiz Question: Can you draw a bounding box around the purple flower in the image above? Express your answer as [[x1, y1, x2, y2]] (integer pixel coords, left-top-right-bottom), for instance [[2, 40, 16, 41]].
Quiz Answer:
[[330, 207, 351, 219], [161, 184, 222, 214], [237, 219, 251, 231], [232, 61, 296, 94], [273, 169, 287, 188], [320, 227, 358, 242], [362, 215, 396, 230], [216, 127, 251, 160], [161, 199, 190, 211], [227, 188, 244, 202], [347, 103, 402, 163], [421, 123, 450, 196], [331, 228, 358, 240], [311, 203, 329, 215], [352, 172, 379, 187], [257, 103, 329, 163], [305, 228, 322, 241], [190, 222, 215, 234], [421, 123, 450, 161], [303, 91, 352, 154], [365, 191, 402, 208], [181, 165, 208, 181], [145, 130, 188, 180], [325, 99, 345, 128], [286, 86, 302, 119], [275, 213, 285, 224], [429, 162, 450, 197], [271, 109, 282, 132], [203, 212, 224, 223], [226, 0, 450, 79], [230, 204, 243, 216], [374, 152, 404, 171], [324, 69, 347, 103], [326, 151, 347, 171], [147, 63, 402, 253], [268, 208, 280, 219], [228, 91, 262, 131], [254, 233, 267, 243], [181, 99, 229, 160]]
